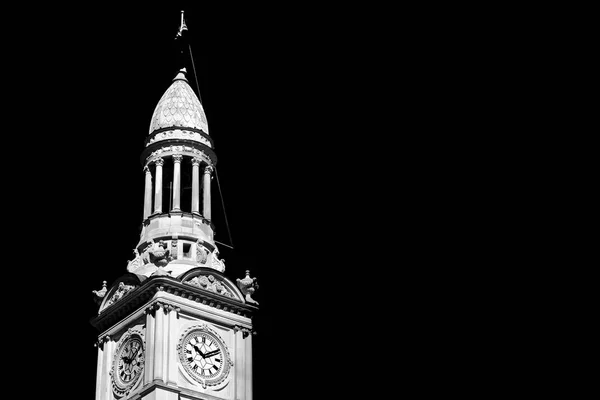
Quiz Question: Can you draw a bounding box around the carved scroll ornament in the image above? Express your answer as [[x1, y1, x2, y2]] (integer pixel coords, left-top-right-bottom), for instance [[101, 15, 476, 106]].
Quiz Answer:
[[184, 274, 235, 298]]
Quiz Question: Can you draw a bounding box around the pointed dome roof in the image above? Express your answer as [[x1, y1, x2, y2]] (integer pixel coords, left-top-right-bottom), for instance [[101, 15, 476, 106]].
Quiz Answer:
[[149, 68, 209, 135]]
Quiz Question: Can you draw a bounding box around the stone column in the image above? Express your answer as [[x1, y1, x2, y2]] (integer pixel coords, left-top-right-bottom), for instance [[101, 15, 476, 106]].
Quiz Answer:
[[191, 158, 201, 214], [153, 302, 165, 383], [144, 306, 155, 384], [172, 154, 183, 212], [245, 333, 253, 400], [203, 165, 213, 220], [100, 336, 112, 400], [153, 158, 164, 214], [95, 343, 103, 400], [234, 328, 246, 399], [165, 305, 180, 386], [143, 166, 153, 219]]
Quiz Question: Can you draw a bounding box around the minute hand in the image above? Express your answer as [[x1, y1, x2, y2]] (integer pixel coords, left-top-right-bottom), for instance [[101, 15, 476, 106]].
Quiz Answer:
[[204, 349, 221, 358]]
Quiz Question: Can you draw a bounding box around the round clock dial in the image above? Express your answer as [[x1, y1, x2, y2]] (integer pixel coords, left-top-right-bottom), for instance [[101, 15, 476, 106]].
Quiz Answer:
[[178, 326, 232, 388], [112, 334, 144, 396]]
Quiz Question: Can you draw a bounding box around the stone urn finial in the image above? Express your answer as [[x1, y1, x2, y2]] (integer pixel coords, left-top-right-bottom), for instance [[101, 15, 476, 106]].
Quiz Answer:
[[92, 281, 107, 305], [237, 270, 259, 305]]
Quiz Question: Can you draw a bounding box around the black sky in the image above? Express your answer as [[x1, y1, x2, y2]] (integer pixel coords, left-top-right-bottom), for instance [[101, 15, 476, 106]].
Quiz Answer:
[[6, 4, 373, 399], [4, 5, 529, 398]]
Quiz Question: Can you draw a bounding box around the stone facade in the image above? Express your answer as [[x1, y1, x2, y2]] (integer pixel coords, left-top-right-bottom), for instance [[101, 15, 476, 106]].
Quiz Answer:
[[91, 16, 259, 399], [92, 277, 256, 400]]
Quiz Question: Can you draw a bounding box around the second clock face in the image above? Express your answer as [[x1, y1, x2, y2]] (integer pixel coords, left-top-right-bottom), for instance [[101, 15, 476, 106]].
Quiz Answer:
[[115, 336, 144, 388]]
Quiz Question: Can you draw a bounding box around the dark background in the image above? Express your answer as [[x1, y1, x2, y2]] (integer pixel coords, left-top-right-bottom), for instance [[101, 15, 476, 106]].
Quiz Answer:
[[2, 4, 554, 398], [7, 3, 374, 399]]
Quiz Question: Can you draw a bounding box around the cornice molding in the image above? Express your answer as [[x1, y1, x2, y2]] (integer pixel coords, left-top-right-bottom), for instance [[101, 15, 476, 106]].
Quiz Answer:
[[141, 211, 215, 232], [91, 276, 257, 333], [129, 379, 226, 400]]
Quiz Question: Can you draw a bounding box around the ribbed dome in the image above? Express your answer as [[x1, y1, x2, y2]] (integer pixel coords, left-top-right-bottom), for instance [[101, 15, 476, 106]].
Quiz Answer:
[[149, 69, 209, 135]]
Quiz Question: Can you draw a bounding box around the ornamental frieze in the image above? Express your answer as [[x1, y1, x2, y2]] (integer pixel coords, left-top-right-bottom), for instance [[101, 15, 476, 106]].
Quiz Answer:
[[145, 146, 211, 168], [184, 274, 235, 299], [147, 129, 212, 148], [104, 282, 137, 310]]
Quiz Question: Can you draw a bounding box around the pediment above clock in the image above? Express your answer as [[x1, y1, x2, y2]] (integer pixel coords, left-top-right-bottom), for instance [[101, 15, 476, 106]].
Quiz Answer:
[[177, 267, 244, 302], [98, 273, 147, 314]]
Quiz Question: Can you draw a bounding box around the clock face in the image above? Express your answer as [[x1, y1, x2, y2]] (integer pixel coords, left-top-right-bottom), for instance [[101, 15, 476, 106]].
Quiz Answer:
[[178, 326, 232, 388], [112, 334, 144, 396]]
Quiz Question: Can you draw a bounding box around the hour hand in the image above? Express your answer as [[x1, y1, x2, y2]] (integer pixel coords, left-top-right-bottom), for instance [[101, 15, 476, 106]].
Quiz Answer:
[[193, 345, 205, 358]]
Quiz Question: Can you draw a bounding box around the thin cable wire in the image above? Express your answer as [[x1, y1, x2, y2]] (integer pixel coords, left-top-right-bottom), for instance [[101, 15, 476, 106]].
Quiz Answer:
[[188, 44, 203, 104], [214, 167, 234, 249], [188, 42, 235, 249], [214, 240, 234, 250]]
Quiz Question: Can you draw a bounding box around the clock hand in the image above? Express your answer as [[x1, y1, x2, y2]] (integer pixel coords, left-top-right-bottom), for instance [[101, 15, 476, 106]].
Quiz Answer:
[[192, 344, 205, 358], [124, 347, 133, 363], [204, 349, 221, 358], [130, 347, 140, 361]]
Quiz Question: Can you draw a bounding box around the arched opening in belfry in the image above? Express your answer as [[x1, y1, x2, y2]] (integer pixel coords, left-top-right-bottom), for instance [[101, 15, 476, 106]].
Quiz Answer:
[[147, 163, 155, 215], [181, 157, 192, 213], [199, 164, 206, 215], [162, 158, 174, 212]]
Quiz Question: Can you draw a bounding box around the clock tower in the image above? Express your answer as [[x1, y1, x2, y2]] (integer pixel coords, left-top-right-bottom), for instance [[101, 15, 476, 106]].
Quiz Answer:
[[90, 12, 259, 400]]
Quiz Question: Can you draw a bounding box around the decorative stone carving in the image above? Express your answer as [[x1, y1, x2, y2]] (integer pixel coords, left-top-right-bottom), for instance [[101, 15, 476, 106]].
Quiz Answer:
[[233, 325, 254, 339], [92, 281, 107, 305], [146, 147, 210, 169], [138, 241, 153, 264], [184, 274, 235, 298], [207, 247, 225, 272], [95, 334, 111, 350], [237, 270, 259, 305], [145, 301, 162, 315], [154, 157, 164, 167], [172, 154, 183, 163], [145, 301, 169, 315], [196, 240, 208, 264], [126, 248, 143, 273], [147, 129, 212, 147], [165, 304, 181, 318], [204, 165, 214, 175], [149, 240, 172, 268], [104, 282, 137, 308]]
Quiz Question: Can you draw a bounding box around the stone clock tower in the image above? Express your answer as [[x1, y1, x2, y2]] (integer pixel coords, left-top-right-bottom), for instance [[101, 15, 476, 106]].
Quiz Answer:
[[90, 19, 259, 399]]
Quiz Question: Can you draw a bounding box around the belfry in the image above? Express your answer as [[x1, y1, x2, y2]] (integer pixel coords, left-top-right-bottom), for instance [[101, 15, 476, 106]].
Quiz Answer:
[[91, 12, 259, 400]]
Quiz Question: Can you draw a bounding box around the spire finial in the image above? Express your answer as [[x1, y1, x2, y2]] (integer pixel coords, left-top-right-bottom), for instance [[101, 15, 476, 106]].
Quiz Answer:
[[176, 10, 188, 38]]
